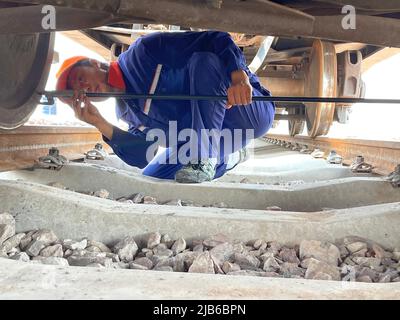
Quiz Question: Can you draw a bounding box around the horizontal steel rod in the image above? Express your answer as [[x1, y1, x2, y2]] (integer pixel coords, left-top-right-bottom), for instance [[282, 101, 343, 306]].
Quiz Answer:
[[274, 114, 306, 120], [39, 91, 400, 105]]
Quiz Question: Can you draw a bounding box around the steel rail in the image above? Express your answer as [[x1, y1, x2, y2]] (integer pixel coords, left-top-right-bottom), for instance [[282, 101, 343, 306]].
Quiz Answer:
[[265, 133, 400, 176], [1, 125, 399, 176], [0, 126, 110, 172]]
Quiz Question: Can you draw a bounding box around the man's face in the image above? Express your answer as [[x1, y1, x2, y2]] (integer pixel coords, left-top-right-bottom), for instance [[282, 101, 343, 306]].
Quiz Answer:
[[67, 61, 113, 102]]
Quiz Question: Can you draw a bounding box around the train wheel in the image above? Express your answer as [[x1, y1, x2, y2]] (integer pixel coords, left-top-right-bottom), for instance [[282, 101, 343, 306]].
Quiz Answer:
[[0, 33, 54, 129], [304, 40, 337, 138], [288, 106, 305, 136]]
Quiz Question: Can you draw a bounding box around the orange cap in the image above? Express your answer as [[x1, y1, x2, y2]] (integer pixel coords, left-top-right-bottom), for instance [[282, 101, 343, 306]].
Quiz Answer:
[[56, 56, 89, 91]]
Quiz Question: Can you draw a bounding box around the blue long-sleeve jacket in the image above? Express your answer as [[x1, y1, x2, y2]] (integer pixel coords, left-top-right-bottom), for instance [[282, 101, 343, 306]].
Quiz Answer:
[[103, 31, 272, 169]]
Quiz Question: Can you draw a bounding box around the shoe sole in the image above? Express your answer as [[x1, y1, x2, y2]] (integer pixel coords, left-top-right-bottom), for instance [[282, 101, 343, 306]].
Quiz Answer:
[[175, 171, 211, 184]]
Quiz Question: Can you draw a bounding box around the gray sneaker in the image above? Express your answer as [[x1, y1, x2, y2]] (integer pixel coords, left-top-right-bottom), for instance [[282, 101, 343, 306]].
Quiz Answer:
[[238, 147, 250, 163], [175, 160, 217, 183], [226, 147, 250, 172]]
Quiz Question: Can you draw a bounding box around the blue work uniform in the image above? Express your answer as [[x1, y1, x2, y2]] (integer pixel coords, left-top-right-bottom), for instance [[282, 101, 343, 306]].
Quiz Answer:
[[102, 31, 275, 180]]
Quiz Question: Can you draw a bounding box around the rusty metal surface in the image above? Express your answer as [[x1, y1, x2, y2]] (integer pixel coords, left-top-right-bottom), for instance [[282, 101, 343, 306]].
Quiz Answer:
[[0, 4, 118, 34], [61, 31, 110, 61], [266, 133, 400, 175], [0, 126, 111, 172], [304, 40, 337, 137], [4, 0, 400, 47]]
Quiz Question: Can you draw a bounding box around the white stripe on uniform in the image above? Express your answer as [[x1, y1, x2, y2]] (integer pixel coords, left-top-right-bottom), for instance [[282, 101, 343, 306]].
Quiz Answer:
[[143, 64, 163, 115]]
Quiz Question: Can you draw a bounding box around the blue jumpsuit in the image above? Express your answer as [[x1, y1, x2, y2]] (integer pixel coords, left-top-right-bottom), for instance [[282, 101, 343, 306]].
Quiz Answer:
[[102, 31, 275, 180]]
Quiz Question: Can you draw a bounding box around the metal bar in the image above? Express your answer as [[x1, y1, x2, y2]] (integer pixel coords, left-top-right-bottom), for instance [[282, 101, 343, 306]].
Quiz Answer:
[[0, 5, 117, 34], [274, 114, 305, 120], [92, 26, 186, 35], [266, 133, 400, 176], [40, 91, 400, 105], [264, 47, 311, 63], [5, 0, 400, 47]]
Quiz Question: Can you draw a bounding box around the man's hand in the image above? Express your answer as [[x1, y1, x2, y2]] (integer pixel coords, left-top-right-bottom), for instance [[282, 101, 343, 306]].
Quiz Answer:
[[71, 90, 103, 126], [71, 90, 114, 140], [226, 70, 252, 109]]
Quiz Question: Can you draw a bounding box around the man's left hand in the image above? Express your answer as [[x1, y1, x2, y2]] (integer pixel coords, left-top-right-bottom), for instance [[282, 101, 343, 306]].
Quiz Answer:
[[226, 70, 252, 109]]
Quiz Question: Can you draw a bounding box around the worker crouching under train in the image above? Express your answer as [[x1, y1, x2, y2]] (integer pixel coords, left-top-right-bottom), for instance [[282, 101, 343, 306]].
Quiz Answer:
[[56, 31, 275, 183]]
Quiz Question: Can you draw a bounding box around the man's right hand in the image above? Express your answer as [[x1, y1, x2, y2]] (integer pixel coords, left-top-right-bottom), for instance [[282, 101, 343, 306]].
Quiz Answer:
[[226, 69, 252, 109], [71, 90, 103, 126], [70, 91, 114, 140]]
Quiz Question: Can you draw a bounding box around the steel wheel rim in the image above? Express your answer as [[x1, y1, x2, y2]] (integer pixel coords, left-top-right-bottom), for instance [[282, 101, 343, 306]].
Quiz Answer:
[[304, 40, 337, 138]]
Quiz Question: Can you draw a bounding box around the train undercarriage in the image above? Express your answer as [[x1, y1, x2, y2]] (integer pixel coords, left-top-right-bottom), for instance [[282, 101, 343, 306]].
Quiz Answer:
[[1, 0, 400, 301], [1, 0, 400, 137]]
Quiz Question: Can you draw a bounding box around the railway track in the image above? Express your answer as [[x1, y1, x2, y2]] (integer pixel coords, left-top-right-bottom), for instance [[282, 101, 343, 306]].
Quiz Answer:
[[265, 134, 400, 176], [0, 126, 111, 171], [1, 129, 400, 299], [1, 125, 400, 178]]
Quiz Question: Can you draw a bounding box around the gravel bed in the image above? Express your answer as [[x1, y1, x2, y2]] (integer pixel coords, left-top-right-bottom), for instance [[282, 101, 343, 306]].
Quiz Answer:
[[1, 212, 399, 282]]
